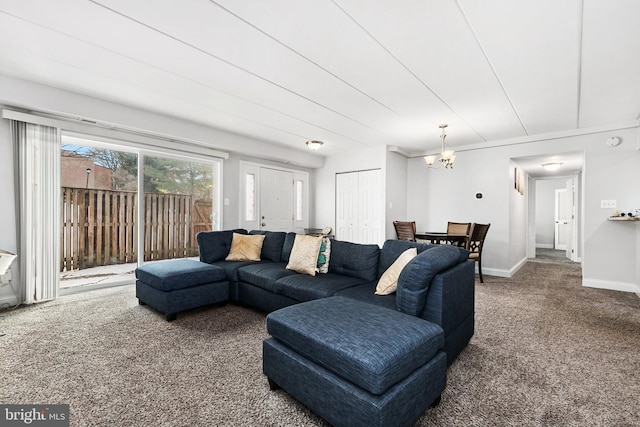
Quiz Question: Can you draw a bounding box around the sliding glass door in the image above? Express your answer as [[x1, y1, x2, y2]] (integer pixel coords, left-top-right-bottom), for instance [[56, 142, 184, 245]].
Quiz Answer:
[[59, 134, 220, 290]]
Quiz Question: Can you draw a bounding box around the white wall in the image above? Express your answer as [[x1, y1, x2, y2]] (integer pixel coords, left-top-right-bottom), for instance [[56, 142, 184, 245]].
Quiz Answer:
[[406, 126, 640, 293], [535, 179, 568, 248], [385, 150, 408, 241], [408, 147, 509, 271], [509, 160, 528, 273]]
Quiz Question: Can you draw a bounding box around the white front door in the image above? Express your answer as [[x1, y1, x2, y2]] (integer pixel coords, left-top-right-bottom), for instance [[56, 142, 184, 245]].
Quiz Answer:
[[260, 168, 293, 231]]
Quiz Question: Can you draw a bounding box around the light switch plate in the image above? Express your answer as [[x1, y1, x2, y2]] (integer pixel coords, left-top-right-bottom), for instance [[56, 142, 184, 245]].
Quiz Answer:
[[600, 200, 617, 208]]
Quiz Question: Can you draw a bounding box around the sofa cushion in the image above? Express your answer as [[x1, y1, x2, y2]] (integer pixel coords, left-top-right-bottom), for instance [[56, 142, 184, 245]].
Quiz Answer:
[[197, 229, 247, 263], [334, 283, 397, 311], [396, 245, 461, 316], [135, 259, 226, 292], [274, 273, 370, 302], [266, 296, 444, 395], [208, 260, 255, 282], [328, 240, 380, 282], [237, 262, 297, 293], [280, 232, 297, 263], [286, 235, 323, 276], [249, 230, 287, 262], [226, 233, 265, 261], [375, 247, 417, 295]]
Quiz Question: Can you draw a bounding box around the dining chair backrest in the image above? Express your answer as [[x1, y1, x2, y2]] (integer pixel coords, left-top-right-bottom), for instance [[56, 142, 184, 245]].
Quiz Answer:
[[466, 223, 491, 282], [447, 222, 471, 235], [393, 221, 416, 242], [466, 223, 490, 254]]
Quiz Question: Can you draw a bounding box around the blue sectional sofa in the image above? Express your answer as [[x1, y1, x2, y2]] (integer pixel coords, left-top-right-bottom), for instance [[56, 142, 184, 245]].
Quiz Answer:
[[136, 228, 475, 365], [136, 229, 475, 426]]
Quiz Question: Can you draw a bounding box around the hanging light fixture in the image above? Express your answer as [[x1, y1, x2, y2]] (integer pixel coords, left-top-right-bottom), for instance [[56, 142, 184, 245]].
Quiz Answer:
[[306, 140, 324, 150], [424, 124, 455, 169]]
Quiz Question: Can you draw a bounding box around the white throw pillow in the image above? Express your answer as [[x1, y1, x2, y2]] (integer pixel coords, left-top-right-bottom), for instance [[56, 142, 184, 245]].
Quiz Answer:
[[375, 248, 418, 295], [286, 235, 324, 276], [225, 233, 265, 261]]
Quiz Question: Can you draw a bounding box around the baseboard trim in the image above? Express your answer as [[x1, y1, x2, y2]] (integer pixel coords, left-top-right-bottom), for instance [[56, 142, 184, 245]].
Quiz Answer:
[[582, 278, 640, 294], [535, 244, 554, 249]]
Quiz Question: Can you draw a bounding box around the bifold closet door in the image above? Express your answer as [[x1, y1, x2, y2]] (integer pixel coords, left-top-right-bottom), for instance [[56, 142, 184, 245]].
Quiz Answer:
[[335, 169, 382, 245]]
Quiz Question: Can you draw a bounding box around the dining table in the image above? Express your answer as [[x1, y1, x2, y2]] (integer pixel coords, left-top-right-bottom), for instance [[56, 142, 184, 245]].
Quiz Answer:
[[415, 232, 468, 248]]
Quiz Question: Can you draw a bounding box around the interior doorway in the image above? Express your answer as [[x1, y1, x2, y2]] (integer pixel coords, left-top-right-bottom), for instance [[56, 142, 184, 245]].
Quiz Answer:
[[534, 176, 579, 263]]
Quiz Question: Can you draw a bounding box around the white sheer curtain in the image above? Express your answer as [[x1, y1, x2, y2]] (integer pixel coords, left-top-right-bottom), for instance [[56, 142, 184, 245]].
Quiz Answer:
[[12, 121, 60, 304]]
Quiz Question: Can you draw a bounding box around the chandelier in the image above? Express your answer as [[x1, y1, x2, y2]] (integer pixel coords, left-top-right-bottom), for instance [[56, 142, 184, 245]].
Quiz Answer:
[[424, 124, 455, 169]]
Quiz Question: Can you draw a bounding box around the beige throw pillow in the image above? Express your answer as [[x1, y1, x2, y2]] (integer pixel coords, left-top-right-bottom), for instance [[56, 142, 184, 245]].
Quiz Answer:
[[225, 233, 265, 261], [375, 248, 418, 295], [286, 234, 323, 276]]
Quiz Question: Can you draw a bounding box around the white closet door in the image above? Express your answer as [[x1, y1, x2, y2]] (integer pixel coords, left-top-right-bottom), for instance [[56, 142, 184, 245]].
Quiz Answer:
[[336, 172, 359, 242], [358, 169, 382, 244], [336, 169, 383, 245]]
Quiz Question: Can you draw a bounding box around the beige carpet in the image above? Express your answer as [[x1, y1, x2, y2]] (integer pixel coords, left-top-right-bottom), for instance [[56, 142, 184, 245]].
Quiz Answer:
[[1, 261, 639, 426]]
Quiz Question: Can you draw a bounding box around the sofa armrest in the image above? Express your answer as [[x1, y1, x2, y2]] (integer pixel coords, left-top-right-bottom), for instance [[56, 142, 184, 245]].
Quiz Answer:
[[420, 259, 475, 362]]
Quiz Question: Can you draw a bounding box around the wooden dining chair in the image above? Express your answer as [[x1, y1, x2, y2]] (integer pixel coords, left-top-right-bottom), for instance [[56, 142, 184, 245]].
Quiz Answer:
[[466, 223, 491, 283], [447, 221, 471, 235], [446, 222, 471, 246], [393, 221, 416, 242]]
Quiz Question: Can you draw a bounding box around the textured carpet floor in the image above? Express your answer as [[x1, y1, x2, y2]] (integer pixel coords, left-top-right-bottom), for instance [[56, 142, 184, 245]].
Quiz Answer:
[[1, 261, 639, 426]]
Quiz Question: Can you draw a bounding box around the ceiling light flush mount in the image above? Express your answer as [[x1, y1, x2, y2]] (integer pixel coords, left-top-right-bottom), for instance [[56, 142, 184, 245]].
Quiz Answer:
[[306, 140, 324, 150], [424, 124, 455, 169], [541, 162, 563, 171]]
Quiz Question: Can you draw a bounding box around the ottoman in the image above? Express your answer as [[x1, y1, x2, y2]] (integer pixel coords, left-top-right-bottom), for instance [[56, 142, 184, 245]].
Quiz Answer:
[[263, 296, 447, 427], [135, 259, 229, 321]]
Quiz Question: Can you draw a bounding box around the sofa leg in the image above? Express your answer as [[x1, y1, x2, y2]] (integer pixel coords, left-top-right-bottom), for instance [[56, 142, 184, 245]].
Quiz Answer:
[[165, 313, 177, 322], [430, 395, 442, 408], [267, 378, 281, 391], [138, 299, 146, 306]]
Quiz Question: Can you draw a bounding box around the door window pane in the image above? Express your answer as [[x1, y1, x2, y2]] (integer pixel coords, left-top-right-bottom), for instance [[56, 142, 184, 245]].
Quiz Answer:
[[245, 173, 256, 221], [296, 179, 304, 221]]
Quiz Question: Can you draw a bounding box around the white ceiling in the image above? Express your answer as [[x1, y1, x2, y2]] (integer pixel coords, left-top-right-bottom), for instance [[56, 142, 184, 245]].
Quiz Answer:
[[0, 0, 639, 161]]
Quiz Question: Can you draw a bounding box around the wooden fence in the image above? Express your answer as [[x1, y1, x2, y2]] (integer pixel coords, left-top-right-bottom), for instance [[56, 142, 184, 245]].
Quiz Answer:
[[60, 187, 212, 272]]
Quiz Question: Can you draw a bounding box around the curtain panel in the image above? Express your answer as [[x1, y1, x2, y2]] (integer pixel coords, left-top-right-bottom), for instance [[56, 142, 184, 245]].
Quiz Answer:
[[11, 121, 60, 304]]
